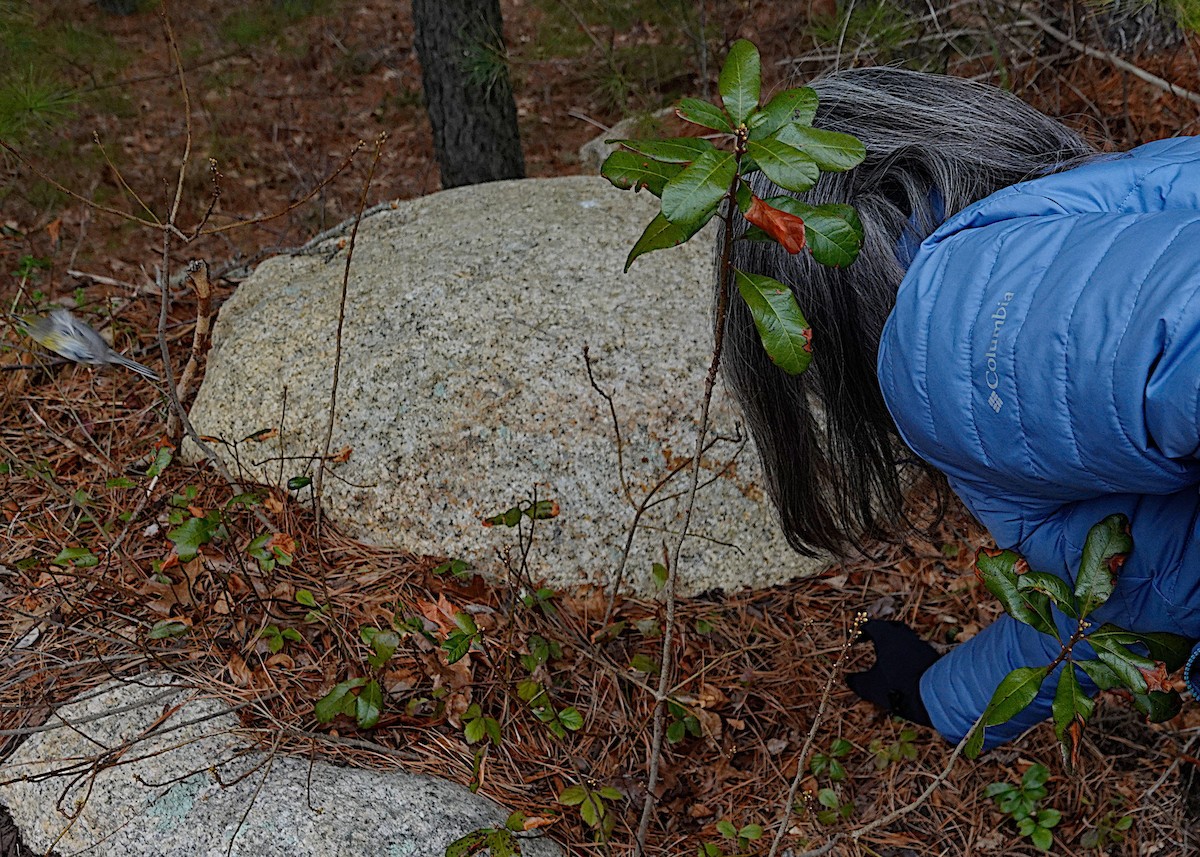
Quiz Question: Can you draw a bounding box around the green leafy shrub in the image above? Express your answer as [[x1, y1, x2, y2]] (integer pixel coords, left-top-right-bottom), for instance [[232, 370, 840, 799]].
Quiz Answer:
[[985, 764, 1061, 851], [601, 38, 865, 376], [964, 515, 1190, 766]]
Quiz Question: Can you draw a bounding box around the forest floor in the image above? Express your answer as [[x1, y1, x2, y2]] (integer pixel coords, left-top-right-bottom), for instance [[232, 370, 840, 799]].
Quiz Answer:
[[4, 1, 1200, 855]]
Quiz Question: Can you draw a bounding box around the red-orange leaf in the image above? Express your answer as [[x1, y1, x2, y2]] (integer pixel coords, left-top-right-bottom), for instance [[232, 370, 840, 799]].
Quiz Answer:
[[1139, 661, 1173, 692], [745, 195, 806, 254]]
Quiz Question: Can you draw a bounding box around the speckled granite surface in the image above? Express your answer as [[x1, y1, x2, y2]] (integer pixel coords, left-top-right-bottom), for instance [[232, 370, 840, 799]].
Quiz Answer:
[[186, 176, 829, 594], [0, 675, 561, 857]]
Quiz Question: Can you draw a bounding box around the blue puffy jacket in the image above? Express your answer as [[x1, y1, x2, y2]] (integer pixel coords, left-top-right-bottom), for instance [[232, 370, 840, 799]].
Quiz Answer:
[[877, 136, 1200, 748]]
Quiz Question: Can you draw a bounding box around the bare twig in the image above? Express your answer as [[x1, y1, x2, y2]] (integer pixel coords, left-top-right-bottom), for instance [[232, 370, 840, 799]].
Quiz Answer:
[[633, 130, 745, 855], [850, 716, 984, 843], [166, 260, 214, 440], [1019, 7, 1200, 107], [314, 133, 385, 540], [767, 612, 865, 857]]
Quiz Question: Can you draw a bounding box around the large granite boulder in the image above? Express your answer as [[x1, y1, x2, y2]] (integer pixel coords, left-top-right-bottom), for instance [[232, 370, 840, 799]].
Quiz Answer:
[[186, 176, 829, 594], [0, 675, 562, 857]]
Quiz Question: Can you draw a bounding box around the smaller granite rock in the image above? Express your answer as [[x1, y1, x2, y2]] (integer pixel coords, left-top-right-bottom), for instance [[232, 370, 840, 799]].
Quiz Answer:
[[0, 675, 562, 857]]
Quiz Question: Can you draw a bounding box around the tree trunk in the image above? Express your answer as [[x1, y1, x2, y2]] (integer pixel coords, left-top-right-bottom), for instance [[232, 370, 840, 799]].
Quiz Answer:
[[412, 0, 525, 189]]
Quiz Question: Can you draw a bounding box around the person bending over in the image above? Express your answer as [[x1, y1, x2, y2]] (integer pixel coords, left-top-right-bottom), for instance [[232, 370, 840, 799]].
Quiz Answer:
[[721, 66, 1200, 748]]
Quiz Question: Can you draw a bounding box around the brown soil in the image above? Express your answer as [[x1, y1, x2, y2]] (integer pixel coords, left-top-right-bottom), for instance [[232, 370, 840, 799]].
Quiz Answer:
[[4, 2, 1200, 856]]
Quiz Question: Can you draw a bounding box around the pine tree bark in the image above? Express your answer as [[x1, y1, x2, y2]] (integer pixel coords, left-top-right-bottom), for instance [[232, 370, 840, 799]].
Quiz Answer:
[[412, 0, 525, 189]]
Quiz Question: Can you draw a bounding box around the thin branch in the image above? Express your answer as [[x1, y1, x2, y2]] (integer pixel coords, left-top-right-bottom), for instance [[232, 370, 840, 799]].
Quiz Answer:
[[1020, 7, 1200, 107], [161, 8, 192, 227], [767, 613, 864, 857], [314, 133, 384, 539], [198, 142, 365, 236], [633, 133, 745, 855], [850, 716, 984, 843], [92, 131, 160, 226]]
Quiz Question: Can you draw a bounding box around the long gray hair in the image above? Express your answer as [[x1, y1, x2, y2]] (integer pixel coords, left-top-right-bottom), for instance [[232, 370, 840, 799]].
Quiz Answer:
[[720, 67, 1097, 557]]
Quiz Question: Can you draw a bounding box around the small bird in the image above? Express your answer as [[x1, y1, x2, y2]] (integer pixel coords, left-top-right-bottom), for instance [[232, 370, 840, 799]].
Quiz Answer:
[[22, 308, 160, 382]]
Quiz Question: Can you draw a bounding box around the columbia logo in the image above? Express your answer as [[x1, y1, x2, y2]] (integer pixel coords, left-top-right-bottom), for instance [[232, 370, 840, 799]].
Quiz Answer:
[[988, 391, 1003, 413]]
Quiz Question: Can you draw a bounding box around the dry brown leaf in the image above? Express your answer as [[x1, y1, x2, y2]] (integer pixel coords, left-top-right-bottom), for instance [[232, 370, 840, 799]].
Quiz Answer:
[[227, 574, 250, 597], [140, 578, 191, 615], [228, 652, 253, 687], [695, 708, 722, 744], [698, 683, 727, 709], [267, 532, 296, 557], [417, 594, 463, 636], [265, 653, 295, 670]]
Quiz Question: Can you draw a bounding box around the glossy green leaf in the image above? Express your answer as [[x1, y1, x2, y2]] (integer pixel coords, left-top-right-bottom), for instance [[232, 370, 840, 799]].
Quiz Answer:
[[1131, 630, 1193, 671], [1077, 658, 1123, 690], [1030, 826, 1053, 851], [579, 793, 603, 828], [483, 505, 522, 527], [676, 97, 733, 133], [762, 197, 864, 267], [749, 86, 818, 140], [286, 475, 311, 490], [465, 716, 486, 744], [746, 139, 819, 193], [367, 630, 399, 667], [717, 820, 738, 838], [443, 631, 473, 664], [356, 678, 383, 729], [718, 39, 761, 125], [1075, 514, 1132, 617], [816, 788, 840, 809], [775, 123, 867, 172], [734, 269, 812, 375], [486, 829, 518, 857], [624, 212, 697, 271], [314, 677, 367, 723], [445, 830, 488, 857], [661, 148, 737, 231], [53, 546, 98, 568], [1132, 689, 1182, 722], [558, 706, 584, 731], [1051, 664, 1093, 772], [167, 516, 217, 561], [984, 665, 1050, 726], [145, 445, 173, 478], [1017, 572, 1077, 615], [295, 588, 318, 608], [600, 150, 684, 197], [973, 548, 1056, 637], [610, 137, 717, 163], [1090, 639, 1154, 693], [558, 784, 587, 806], [598, 786, 624, 801]]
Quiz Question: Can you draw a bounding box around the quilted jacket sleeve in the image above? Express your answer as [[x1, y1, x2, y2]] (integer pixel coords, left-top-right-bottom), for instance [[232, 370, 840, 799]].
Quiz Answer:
[[879, 136, 1200, 747]]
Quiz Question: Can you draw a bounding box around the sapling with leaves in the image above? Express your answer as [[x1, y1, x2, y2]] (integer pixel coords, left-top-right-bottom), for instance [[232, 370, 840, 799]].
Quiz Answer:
[[601, 38, 865, 376], [600, 39, 867, 849], [964, 514, 1191, 769]]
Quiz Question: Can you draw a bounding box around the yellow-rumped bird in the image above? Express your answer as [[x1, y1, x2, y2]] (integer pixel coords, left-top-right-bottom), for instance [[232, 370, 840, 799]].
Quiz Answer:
[[22, 308, 159, 382]]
